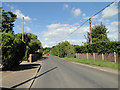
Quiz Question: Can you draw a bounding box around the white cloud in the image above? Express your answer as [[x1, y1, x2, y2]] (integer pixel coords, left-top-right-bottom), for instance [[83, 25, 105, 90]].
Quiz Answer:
[[16, 25, 21, 30], [107, 21, 119, 32], [118, 32, 120, 41], [33, 18, 37, 21], [92, 15, 99, 19], [83, 14, 98, 20], [44, 44, 50, 48], [82, 13, 86, 17], [44, 38, 49, 41], [5, 4, 31, 21], [6, 4, 10, 7], [10, 6, 14, 9], [72, 8, 81, 17], [25, 26, 31, 31], [108, 32, 118, 41], [83, 16, 90, 20], [102, 4, 118, 19], [63, 4, 69, 8], [106, 21, 118, 41], [41, 23, 89, 47], [73, 23, 79, 25], [14, 9, 31, 21], [67, 39, 86, 45], [42, 41, 57, 48], [6, 4, 14, 10]]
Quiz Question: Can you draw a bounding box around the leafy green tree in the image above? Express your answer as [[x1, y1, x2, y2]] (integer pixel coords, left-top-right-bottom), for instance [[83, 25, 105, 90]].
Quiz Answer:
[[1, 10, 17, 33], [16, 32, 42, 60], [28, 39, 42, 54], [2, 33, 26, 69], [43, 47, 51, 54], [51, 41, 75, 58], [16, 32, 31, 44], [65, 44, 75, 58], [85, 23, 109, 43], [51, 46, 58, 56]]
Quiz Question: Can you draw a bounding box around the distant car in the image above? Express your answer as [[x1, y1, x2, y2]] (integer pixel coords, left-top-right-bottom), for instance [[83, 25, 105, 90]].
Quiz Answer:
[[46, 53, 49, 55]]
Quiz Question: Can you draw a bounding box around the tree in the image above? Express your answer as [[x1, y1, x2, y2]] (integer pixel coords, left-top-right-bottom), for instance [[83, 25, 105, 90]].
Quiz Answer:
[[16, 32, 31, 44], [2, 33, 26, 69], [51, 41, 75, 58], [43, 47, 51, 54], [65, 44, 75, 58], [1, 10, 17, 33], [16, 32, 42, 61], [28, 39, 42, 54], [85, 23, 109, 43]]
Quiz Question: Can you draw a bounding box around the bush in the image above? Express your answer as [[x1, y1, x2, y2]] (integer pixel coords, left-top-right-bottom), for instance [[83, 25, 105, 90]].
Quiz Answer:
[[51, 41, 75, 58], [35, 52, 43, 57], [74, 41, 120, 54], [28, 39, 41, 54], [22, 46, 29, 61], [2, 33, 26, 70], [16, 32, 43, 60]]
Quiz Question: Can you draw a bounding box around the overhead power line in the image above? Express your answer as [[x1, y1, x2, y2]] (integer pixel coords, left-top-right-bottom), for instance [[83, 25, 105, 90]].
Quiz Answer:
[[65, 0, 117, 38], [55, 0, 117, 45], [91, 0, 117, 19]]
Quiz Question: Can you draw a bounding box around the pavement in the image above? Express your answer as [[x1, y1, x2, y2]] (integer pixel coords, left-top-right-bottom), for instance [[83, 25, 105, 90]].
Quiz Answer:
[[1, 58, 42, 89], [31, 55, 118, 88]]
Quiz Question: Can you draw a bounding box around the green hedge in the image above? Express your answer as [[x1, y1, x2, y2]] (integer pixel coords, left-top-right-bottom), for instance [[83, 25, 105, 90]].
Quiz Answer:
[[28, 39, 41, 54], [51, 41, 75, 58], [2, 33, 26, 70], [74, 41, 120, 54], [16, 32, 43, 61]]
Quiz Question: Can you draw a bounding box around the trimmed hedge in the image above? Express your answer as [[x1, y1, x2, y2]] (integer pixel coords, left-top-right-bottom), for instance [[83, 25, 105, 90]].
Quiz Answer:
[[2, 33, 26, 70], [74, 41, 120, 54]]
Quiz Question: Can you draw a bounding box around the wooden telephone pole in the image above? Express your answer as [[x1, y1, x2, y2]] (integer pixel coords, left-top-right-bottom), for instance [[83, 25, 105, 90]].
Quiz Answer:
[[89, 18, 92, 44], [22, 17, 24, 41]]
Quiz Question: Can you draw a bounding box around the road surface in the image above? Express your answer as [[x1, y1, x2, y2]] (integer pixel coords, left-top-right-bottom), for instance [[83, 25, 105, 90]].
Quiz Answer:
[[31, 55, 118, 88]]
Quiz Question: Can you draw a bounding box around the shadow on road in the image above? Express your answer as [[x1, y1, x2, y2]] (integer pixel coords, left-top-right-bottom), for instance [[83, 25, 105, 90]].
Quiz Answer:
[[10, 66, 58, 89], [42, 56, 48, 60], [2, 63, 40, 71], [2, 56, 46, 71]]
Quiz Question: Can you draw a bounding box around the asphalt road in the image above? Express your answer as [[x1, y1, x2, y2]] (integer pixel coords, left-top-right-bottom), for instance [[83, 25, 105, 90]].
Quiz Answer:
[[31, 55, 118, 88]]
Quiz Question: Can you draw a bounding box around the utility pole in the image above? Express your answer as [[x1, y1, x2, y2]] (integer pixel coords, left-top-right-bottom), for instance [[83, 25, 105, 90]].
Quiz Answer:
[[22, 17, 24, 41], [89, 18, 92, 44]]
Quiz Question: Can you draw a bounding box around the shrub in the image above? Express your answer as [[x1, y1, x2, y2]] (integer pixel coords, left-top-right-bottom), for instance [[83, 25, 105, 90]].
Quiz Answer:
[[74, 41, 120, 54], [22, 46, 29, 61], [28, 39, 41, 54], [2, 33, 26, 70], [16, 32, 43, 60], [35, 52, 43, 57], [51, 41, 75, 58]]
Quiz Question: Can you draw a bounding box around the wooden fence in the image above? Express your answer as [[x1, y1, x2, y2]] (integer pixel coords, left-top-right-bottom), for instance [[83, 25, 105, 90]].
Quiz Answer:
[[76, 52, 120, 63]]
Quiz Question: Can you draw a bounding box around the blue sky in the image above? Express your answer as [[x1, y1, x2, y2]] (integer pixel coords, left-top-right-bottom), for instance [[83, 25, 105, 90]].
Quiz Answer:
[[2, 2, 119, 47]]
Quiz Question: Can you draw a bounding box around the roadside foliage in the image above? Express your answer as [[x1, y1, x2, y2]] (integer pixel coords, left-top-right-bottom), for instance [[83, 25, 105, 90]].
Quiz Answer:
[[1, 10, 43, 70], [51, 41, 75, 58], [74, 41, 120, 54], [2, 33, 26, 70]]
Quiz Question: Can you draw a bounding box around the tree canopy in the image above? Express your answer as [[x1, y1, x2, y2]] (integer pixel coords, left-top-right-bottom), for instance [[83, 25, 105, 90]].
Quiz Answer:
[[85, 23, 109, 43], [51, 41, 75, 58], [1, 10, 17, 33], [16, 32, 42, 54]]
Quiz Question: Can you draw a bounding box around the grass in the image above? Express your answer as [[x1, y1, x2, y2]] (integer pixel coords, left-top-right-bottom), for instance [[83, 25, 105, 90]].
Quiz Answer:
[[64, 57, 120, 70]]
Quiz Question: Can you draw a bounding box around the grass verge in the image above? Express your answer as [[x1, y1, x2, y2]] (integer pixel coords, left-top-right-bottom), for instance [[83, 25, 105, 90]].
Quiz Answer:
[[64, 57, 120, 70]]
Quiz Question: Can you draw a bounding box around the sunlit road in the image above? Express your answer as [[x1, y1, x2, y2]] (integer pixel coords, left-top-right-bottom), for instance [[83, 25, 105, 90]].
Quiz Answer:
[[31, 55, 118, 88]]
